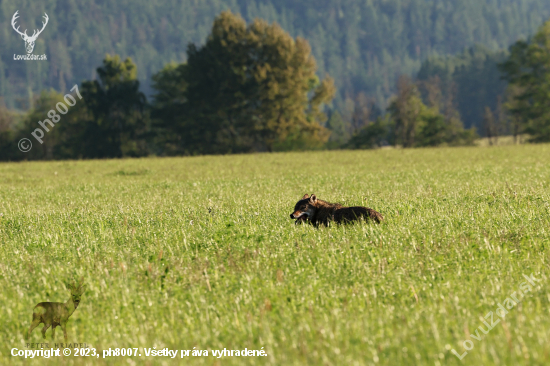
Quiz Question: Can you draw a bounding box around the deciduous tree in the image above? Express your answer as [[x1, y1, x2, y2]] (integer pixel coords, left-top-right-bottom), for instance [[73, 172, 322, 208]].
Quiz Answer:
[[153, 11, 335, 154]]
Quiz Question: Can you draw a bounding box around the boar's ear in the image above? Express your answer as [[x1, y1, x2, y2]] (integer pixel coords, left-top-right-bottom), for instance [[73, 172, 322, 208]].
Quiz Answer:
[[302, 194, 309, 200], [310, 194, 317, 203]]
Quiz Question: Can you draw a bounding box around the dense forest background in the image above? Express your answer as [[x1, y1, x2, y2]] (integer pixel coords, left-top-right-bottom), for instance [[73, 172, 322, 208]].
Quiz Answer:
[[3, 1, 550, 113], [2, 0, 550, 159]]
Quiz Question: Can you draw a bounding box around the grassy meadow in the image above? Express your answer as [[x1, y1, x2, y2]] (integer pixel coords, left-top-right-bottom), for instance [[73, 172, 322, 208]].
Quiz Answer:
[[0, 145, 549, 365]]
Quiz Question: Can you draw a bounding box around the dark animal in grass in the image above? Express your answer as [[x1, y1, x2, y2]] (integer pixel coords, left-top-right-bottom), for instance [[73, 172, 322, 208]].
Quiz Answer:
[[290, 194, 383, 226]]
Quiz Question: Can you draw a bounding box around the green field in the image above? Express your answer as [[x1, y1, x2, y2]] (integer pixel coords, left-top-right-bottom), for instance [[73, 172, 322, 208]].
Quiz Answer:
[[1, 145, 549, 365]]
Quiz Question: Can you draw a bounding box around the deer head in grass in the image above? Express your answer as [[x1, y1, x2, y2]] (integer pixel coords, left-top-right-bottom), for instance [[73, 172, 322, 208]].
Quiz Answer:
[[26, 281, 86, 341], [11, 11, 49, 54]]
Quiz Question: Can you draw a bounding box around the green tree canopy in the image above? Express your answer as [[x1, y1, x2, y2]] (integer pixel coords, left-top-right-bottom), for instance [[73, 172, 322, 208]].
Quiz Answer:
[[343, 75, 476, 150], [152, 11, 335, 154], [500, 19, 550, 142], [62, 55, 148, 158], [387, 77, 429, 148]]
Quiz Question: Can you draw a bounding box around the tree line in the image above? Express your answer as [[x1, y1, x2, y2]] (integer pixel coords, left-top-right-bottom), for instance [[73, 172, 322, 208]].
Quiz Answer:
[[3, 0, 550, 117], [1, 12, 550, 160]]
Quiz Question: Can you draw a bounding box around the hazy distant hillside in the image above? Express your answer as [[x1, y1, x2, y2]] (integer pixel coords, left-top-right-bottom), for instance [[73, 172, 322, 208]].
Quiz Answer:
[[417, 45, 509, 131], [1, 0, 550, 109]]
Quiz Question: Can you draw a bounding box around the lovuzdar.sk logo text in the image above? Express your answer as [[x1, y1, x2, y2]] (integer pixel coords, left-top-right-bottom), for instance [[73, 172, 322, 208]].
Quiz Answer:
[[11, 10, 48, 61]]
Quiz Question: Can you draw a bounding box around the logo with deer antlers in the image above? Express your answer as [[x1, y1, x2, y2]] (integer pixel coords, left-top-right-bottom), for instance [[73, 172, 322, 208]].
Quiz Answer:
[[11, 10, 49, 54]]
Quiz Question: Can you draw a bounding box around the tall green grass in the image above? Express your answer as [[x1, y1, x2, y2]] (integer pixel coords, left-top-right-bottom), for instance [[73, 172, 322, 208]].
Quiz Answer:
[[0, 145, 549, 365]]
